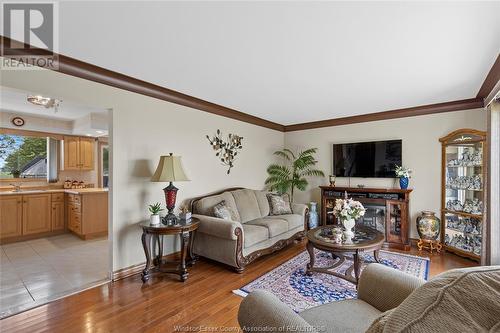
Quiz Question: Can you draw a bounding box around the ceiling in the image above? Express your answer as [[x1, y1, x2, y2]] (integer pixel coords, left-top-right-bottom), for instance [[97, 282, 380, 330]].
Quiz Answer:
[[0, 86, 109, 136], [45, 2, 500, 124], [0, 86, 107, 120]]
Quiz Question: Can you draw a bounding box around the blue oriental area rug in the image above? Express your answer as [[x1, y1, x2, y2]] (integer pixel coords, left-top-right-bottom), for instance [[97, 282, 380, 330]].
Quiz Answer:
[[233, 250, 429, 313]]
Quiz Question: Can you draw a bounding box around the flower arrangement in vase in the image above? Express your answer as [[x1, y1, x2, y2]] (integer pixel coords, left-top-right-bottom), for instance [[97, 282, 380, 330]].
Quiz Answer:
[[395, 165, 412, 189], [333, 196, 366, 243]]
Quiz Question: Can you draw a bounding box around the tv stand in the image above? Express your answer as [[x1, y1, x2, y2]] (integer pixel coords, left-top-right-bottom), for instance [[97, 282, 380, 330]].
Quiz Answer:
[[320, 186, 412, 251]]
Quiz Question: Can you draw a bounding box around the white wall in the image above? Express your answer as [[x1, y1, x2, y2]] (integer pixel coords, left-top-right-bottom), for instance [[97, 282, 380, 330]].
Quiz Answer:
[[1, 111, 73, 134], [284, 110, 487, 238], [1, 67, 284, 271], [0, 111, 99, 187], [1, 64, 487, 266]]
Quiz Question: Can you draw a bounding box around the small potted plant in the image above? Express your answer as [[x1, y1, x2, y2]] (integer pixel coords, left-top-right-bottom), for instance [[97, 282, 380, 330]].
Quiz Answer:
[[395, 165, 412, 189], [11, 169, 21, 178], [148, 203, 163, 226]]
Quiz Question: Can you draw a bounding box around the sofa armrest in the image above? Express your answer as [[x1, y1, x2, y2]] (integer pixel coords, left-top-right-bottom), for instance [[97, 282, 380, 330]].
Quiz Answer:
[[192, 214, 242, 240], [291, 203, 308, 217], [238, 290, 316, 333], [358, 263, 425, 312]]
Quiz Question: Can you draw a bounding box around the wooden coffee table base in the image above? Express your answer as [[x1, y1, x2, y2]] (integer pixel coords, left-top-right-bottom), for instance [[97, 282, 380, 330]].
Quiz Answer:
[[305, 240, 382, 286]]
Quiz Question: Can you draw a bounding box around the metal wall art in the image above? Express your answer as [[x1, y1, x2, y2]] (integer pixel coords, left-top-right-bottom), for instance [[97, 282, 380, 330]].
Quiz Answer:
[[206, 129, 243, 174]]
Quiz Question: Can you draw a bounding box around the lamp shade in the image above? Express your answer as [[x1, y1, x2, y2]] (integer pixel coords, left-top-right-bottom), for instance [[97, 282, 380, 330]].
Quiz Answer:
[[151, 154, 189, 182]]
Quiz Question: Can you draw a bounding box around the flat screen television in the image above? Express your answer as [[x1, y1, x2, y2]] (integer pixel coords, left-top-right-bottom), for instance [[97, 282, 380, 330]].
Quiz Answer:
[[332, 140, 402, 178]]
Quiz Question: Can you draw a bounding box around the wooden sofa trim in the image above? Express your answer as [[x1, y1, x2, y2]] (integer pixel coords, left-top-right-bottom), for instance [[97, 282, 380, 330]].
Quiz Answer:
[[189, 187, 309, 273]]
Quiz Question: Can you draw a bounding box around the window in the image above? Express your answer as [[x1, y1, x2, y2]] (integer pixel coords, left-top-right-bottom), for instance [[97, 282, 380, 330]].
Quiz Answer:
[[99, 143, 109, 188], [0, 134, 47, 179]]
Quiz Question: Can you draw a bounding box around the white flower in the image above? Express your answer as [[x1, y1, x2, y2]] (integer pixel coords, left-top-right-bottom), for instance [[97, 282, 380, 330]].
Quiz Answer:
[[333, 197, 365, 220]]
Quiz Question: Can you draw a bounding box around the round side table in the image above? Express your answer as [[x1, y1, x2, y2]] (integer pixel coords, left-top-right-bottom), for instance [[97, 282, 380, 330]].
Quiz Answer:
[[140, 218, 199, 283]]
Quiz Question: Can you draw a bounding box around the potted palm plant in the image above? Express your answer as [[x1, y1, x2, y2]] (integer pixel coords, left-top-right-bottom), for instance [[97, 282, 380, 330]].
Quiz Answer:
[[265, 148, 324, 203], [148, 202, 163, 226]]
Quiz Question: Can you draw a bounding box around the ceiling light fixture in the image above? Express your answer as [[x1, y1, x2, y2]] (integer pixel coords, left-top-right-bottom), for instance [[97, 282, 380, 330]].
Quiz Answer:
[[27, 94, 62, 112]]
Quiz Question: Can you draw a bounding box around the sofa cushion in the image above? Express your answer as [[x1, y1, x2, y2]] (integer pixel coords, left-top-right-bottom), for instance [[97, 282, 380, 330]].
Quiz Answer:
[[231, 189, 261, 223], [194, 192, 241, 222], [267, 193, 293, 215], [213, 200, 239, 221], [242, 224, 269, 248], [300, 299, 381, 333], [367, 266, 500, 333], [254, 190, 270, 217], [265, 214, 303, 230], [246, 218, 288, 238]]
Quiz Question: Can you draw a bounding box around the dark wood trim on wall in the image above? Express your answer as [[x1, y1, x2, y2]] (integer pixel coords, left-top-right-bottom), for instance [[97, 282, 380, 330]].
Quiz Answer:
[[0, 36, 284, 132], [477, 54, 500, 100], [284, 98, 485, 132], [1, 36, 495, 133]]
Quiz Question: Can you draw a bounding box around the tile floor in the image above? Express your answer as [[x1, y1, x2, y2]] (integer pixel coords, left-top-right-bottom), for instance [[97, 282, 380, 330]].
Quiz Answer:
[[0, 234, 109, 318]]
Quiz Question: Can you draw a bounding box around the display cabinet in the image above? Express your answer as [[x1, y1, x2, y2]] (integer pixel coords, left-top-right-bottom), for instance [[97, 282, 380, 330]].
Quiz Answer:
[[440, 129, 486, 262]]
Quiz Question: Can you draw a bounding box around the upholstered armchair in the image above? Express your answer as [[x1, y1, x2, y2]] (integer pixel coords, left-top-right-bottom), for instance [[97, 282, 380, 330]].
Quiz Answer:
[[238, 264, 500, 332]]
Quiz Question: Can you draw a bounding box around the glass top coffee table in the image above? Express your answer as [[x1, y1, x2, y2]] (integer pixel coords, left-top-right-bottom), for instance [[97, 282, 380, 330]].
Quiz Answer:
[[306, 225, 385, 286]]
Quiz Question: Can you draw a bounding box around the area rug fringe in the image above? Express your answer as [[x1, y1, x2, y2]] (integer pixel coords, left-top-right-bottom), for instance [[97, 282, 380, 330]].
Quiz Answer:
[[232, 289, 248, 297]]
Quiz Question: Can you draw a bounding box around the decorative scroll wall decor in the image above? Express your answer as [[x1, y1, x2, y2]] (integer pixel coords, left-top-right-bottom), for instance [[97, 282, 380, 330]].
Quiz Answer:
[[206, 129, 243, 174]]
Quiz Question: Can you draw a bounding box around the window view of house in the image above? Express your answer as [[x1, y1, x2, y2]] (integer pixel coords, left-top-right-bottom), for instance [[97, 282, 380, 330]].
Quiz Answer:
[[0, 134, 47, 179], [102, 145, 109, 188]]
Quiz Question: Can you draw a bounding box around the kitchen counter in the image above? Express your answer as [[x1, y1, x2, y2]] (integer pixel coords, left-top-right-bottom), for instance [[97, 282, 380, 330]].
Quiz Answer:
[[0, 188, 109, 196], [1, 187, 108, 243]]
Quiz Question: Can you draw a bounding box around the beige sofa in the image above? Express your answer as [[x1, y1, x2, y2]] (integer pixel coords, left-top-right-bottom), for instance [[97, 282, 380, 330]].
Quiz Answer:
[[190, 188, 308, 272], [238, 263, 500, 332]]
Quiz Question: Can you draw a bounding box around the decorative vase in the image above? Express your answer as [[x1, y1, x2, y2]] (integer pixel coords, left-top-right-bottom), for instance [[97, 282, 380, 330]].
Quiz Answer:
[[342, 218, 355, 243], [399, 177, 409, 189], [308, 202, 319, 229], [416, 211, 440, 240], [150, 214, 160, 226]]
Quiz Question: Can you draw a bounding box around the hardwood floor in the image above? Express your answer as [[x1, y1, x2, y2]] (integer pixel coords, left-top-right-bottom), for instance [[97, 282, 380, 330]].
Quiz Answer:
[[0, 241, 476, 333]]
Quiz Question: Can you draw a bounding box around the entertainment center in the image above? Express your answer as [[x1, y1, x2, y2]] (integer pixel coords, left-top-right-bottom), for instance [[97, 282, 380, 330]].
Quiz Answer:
[[320, 186, 412, 250]]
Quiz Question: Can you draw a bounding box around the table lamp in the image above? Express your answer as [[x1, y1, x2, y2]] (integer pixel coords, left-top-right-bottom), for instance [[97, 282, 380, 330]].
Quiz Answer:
[[151, 153, 190, 225]]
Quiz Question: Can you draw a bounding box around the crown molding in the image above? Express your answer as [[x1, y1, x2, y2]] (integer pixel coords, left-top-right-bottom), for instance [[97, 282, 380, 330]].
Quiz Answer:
[[477, 53, 500, 101], [284, 98, 484, 132], [1, 36, 494, 133], [0, 36, 285, 132]]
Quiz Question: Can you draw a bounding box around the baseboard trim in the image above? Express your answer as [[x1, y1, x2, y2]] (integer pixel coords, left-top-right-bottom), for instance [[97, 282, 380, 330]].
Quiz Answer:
[[112, 251, 180, 281]]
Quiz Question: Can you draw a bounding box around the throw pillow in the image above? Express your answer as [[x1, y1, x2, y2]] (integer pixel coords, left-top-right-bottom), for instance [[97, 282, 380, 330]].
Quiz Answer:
[[213, 200, 239, 221], [267, 193, 293, 215]]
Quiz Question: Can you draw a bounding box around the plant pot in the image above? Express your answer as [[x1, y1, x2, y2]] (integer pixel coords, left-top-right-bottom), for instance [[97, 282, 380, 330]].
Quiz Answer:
[[12, 171, 20, 178], [399, 177, 409, 189], [342, 218, 355, 243], [150, 214, 161, 226], [308, 202, 319, 229], [416, 211, 440, 240]]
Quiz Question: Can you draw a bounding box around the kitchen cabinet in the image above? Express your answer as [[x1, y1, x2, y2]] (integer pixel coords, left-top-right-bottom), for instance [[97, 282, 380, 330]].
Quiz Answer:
[[0, 195, 23, 239], [1, 190, 106, 243], [64, 136, 95, 170], [22, 194, 51, 235], [51, 193, 65, 231], [67, 192, 107, 239]]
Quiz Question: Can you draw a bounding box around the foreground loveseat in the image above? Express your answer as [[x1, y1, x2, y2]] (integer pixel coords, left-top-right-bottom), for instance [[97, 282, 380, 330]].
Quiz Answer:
[[238, 263, 500, 332], [190, 188, 308, 272]]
